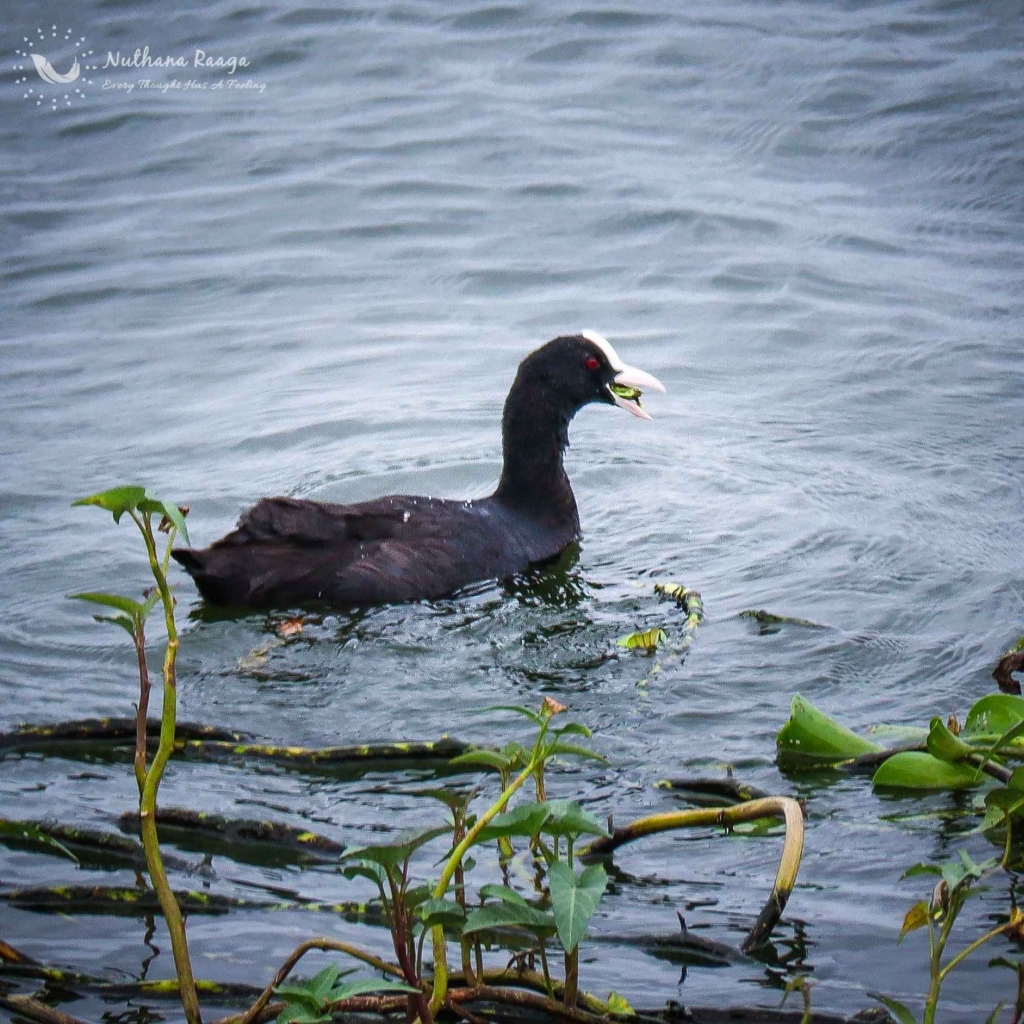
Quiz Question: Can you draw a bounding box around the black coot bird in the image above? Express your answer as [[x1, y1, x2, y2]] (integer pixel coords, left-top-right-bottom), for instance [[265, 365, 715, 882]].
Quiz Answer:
[[172, 332, 665, 608]]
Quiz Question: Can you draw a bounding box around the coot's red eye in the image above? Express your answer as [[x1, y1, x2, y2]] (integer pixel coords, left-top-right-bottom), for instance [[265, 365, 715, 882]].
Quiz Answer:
[[585, 356, 600, 371]]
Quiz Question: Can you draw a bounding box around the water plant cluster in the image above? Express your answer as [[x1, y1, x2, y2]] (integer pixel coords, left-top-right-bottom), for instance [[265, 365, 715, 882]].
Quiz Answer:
[[1, 485, 1020, 1022], [778, 690, 1024, 1021], [0, 487, 809, 1024]]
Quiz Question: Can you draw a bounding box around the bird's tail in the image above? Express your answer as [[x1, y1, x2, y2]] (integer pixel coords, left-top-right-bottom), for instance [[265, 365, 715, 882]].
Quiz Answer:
[[171, 548, 238, 606]]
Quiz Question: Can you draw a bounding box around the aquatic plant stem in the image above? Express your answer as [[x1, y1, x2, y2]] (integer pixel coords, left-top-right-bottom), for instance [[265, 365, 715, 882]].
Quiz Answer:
[[132, 619, 150, 793], [580, 797, 805, 952], [131, 512, 202, 1024], [923, 918, 1012, 1024], [427, 752, 543, 1015]]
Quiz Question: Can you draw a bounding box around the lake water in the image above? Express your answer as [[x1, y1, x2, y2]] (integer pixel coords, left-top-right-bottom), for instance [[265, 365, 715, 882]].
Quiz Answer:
[[2, 0, 1022, 1020]]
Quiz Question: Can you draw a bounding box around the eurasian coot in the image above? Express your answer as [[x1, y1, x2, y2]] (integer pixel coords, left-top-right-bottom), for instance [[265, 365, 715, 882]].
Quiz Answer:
[[172, 331, 665, 608]]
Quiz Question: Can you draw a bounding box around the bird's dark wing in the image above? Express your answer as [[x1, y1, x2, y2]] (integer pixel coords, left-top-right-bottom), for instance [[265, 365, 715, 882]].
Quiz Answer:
[[172, 495, 483, 607], [230, 496, 409, 545]]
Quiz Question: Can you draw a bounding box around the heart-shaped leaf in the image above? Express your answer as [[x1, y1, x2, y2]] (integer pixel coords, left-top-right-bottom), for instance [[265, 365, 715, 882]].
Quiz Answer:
[[548, 860, 607, 953]]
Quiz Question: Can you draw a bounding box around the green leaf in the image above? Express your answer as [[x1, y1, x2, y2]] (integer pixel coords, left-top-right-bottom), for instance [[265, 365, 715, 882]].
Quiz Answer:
[[482, 704, 546, 726], [274, 986, 324, 1011], [926, 717, 974, 763], [138, 497, 190, 545], [449, 749, 510, 772], [69, 592, 146, 618], [342, 826, 451, 866], [898, 901, 930, 943], [985, 788, 1024, 821], [330, 979, 419, 1000], [616, 628, 667, 651], [311, 964, 342, 999], [540, 799, 609, 840], [964, 695, 1024, 743], [872, 751, 983, 791], [776, 694, 881, 768], [606, 992, 634, 1016], [554, 722, 593, 740], [545, 741, 608, 765], [416, 898, 466, 929], [92, 613, 139, 638], [975, 719, 1024, 780], [478, 884, 529, 906], [868, 993, 919, 1024], [276, 1005, 323, 1024], [341, 860, 388, 889], [900, 863, 943, 881], [548, 861, 607, 953], [463, 901, 557, 939], [473, 802, 551, 843], [72, 485, 148, 523]]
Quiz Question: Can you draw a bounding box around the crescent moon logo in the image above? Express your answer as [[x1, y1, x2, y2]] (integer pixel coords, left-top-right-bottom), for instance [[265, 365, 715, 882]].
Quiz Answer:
[[30, 53, 81, 84]]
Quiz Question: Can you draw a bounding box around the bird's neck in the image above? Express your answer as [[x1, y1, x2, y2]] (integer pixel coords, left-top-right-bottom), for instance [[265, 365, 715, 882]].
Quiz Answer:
[[493, 377, 579, 528]]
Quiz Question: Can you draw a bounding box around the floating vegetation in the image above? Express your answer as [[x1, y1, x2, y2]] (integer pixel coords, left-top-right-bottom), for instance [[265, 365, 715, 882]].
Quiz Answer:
[[621, 583, 704, 688], [117, 807, 346, 864], [616, 627, 667, 651], [739, 609, 827, 631], [0, 718, 479, 774], [0, 717, 250, 755], [654, 776, 772, 806], [0, 883, 385, 921]]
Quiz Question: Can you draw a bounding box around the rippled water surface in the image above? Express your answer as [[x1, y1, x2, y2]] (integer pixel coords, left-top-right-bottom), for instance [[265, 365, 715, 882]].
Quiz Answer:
[[2, 1, 1022, 1019]]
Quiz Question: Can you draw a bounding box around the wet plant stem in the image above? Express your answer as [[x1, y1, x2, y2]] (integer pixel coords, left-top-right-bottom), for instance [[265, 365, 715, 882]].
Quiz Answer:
[[563, 947, 579, 1009], [428, 750, 544, 1016], [386, 866, 433, 1024], [132, 620, 150, 793], [923, 914, 1014, 1024], [130, 512, 202, 1024], [538, 939, 553, 999]]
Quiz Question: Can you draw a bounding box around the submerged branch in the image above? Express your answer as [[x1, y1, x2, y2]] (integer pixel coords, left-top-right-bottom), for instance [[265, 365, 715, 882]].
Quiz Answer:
[[0, 995, 92, 1024], [579, 796, 805, 952]]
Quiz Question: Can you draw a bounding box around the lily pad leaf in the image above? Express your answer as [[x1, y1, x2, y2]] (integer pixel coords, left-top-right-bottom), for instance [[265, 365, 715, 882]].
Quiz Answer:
[[926, 717, 974, 763], [777, 694, 881, 768], [963, 694, 1024, 743], [873, 752, 982, 791]]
